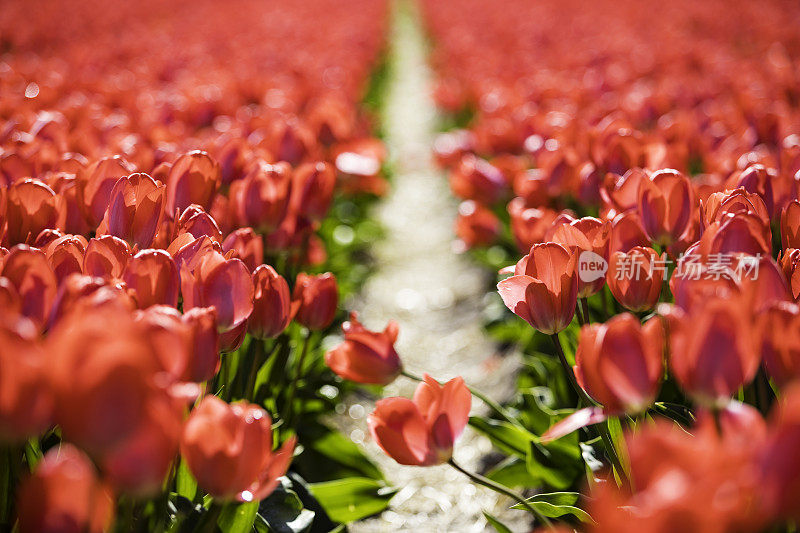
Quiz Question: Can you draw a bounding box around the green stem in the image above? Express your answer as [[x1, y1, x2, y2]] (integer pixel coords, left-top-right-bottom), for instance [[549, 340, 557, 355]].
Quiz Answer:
[[448, 458, 552, 527], [401, 369, 519, 428], [580, 298, 591, 324], [244, 338, 275, 402], [283, 329, 314, 426]]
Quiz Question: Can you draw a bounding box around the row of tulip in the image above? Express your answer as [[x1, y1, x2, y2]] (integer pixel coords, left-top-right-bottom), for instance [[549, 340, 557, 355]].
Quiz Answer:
[[0, 0, 398, 531], [347, 0, 800, 530]]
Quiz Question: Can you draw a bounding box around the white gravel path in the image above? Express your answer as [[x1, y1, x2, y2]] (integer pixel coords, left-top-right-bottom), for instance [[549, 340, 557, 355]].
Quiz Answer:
[[338, 3, 529, 531]]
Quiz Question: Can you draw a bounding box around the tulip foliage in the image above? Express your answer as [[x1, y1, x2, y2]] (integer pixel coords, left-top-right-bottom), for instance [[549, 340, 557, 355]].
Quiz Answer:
[[0, 0, 398, 531], [419, 0, 800, 530]]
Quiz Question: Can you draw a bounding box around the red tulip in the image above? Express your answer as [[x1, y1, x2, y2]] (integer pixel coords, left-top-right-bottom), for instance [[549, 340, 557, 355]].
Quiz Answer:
[[17, 445, 115, 533], [454, 200, 500, 249], [782, 199, 800, 249], [292, 272, 338, 330], [83, 235, 131, 280], [2, 245, 58, 330], [759, 302, 800, 385], [181, 250, 254, 332], [122, 249, 180, 309], [574, 314, 663, 413], [249, 265, 292, 339], [704, 187, 770, 229], [608, 211, 649, 254], [369, 375, 470, 466], [175, 204, 223, 243], [497, 242, 577, 334], [760, 384, 800, 521], [6, 178, 59, 245], [289, 162, 335, 221], [697, 212, 772, 257], [326, 312, 401, 385], [665, 296, 760, 405], [507, 198, 560, 252], [637, 168, 696, 246], [223, 227, 264, 272], [44, 234, 86, 283], [165, 151, 220, 215], [548, 215, 610, 297], [607, 247, 664, 312], [726, 164, 775, 217], [77, 156, 135, 227], [181, 396, 296, 501], [600, 168, 647, 219], [780, 248, 800, 300], [449, 154, 507, 204], [230, 162, 292, 231], [99, 172, 165, 248]]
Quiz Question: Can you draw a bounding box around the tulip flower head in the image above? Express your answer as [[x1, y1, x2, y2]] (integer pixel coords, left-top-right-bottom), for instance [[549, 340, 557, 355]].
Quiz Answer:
[[326, 312, 402, 385], [368, 375, 470, 466]]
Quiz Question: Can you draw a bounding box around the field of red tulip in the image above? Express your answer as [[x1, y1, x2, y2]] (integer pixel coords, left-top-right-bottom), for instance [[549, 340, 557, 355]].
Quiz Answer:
[[3, 0, 800, 531]]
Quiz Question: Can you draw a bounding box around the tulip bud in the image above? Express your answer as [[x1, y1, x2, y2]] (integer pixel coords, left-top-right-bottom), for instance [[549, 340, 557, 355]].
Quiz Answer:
[[249, 265, 292, 339], [182, 306, 220, 382], [122, 249, 180, 309], [181, 396, 296, 501], [454, 201, 500, 250], [223, 228, 264, 272], [599, 168, 647, 219], [292, 272, 338, 331], [637, 169, 696, 246], [507, 198, 560, 252], [99, 172, 165, 248], [665, 297, 760, 405], [368, 375, 470, 466], [290, 162, 335, 221], [704, 187, 770, 229], [175, 204, 223, 243], [165, 151, 221, 215], [77, 156, 135, 227], [230, 162, 292, 231], [326, 312, 401, 385], [575, 314, 663, 413], [782, 199, 800, 249], [181, 250, 254, 332], [6, 178, 59, 245], [497, 242, 577, 334], [44, 234, 87, 283], [449, 154, 507, 204], [83, 235, 131, 280], [780, 248, 800, 300], [549, 215, 610, 297], [608, 211, 649, 254], [726, 164, 775, 217], [760, 302, 800, 385], [607, 247, 663, 312], [17, 445, 115, 533], [2, 245, 58, 330]]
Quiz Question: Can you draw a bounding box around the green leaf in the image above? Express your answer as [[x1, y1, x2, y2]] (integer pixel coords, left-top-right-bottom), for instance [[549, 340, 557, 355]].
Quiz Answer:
[[260, 478, 315, 533], [309, 477, 397, 524], [176, 458, 197, 501], [485, 457, 541, 488], [300, 423, 384, 481], [511, 492, 594, 523], [526, 435, 583, 490], [218, 501, 259, 533], [483, 512, 513, 533], [605, 417, 631, 480], [468, 417, 534, 457]]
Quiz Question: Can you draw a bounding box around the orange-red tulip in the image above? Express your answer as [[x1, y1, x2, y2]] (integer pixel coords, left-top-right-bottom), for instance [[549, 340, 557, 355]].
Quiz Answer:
[[175, 204, 223, 243], [782, 199, 800, 249], [289, 162, 335, 221], [760, 384, 800, 522], [82, 235, 131, 280], [77, 156, 135, 227], [6, 178, 59, 245], [326, 312, 401, 385], [780, 248, 800, 300], [574, 314, 663, 413], [548, 215, 610, 297], [704, 187, 770, 229], [230, 162, 292, 232], [223, 227, 264, 272], [2, 245, 57, 330], [507, 198, 560, 252], [607, 246, 663, 312], [99, 172, 165, 248], [727, 164, 776, 217], [181, 396, 296, 501], [759, 302, 800, 385], [122, 249, 180, 309], [181, 250, 254, 332], [292, 272, 338, 331], [44, 234, 86, 283], [369, 375, 470, 466], [449, 154, 507, 204], [17, 445, 115, 533], [165, 151, 220, 215], [497, 242, 577, 334], [637, 168, 696, 246], [249, 265, 292, 339], [454, 200, 500, 249]]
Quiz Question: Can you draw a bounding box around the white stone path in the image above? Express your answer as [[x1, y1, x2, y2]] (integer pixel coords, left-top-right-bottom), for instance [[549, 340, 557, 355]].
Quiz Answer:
[[339, 3, 528, 531]]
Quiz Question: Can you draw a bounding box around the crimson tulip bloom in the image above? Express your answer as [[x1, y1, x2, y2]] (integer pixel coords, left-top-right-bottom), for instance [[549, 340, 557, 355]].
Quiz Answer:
[[697, 212, 772, 257], [782, 199, 800, 249], [548, 215, 610, 297], [223, 227, 264, 273], [704, 187, 770, 229], [249, 265, 292, 339], [637, 168, 696, 246], [5, 178, 59, 245], [165, 151, 221, 215], [122, 249, 180, 309], [449, 154, 507, 204], [2, 245, 58, 330], [326, 312, 402, 385], [83, 235, 131, 280], [181, 250, 254, 332], [497, 242, 578, 334], [665, 297, 760, 405], [17, 445, 115, 533], [289, 162, 335, 221], [726, 164, 776, 217], [230, 162, 292, 231], [607, 247, 663, 312], [98, 172, 165, 248], [181, 396, 296, 501], [368, 375, 470, 466], [608, 211, 649, 254], [507, 198, 560, 252], [454, 200, 500, 249], [77, 156, 135, 227], [575, 314, 663, 413], [599, 167, 647, 219], [44, 234, 86, 283], [292, 272, 338, 331], [175, 204, 223, 243]]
